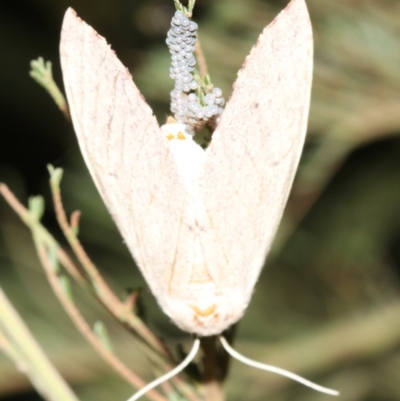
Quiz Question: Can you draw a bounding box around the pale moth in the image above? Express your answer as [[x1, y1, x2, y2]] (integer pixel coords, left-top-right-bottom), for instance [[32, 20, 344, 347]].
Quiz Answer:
[[60, 0, 339, 399]]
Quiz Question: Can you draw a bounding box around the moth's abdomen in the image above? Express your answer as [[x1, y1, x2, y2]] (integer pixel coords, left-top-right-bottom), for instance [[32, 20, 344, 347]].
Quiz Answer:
[[163, 285, 246, 336]]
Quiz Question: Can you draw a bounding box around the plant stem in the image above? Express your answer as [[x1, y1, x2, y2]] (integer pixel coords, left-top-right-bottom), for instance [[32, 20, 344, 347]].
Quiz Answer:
[[0, 288, 80, 401], [201, 337, 225, 401]]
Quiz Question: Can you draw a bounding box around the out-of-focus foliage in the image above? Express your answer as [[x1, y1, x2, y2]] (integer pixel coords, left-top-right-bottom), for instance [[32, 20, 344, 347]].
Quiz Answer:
[[1, 1, 400, 401]]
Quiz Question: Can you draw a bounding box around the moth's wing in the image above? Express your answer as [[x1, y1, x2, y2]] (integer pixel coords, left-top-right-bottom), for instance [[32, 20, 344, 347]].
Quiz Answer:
[[198, 0, 313, 297], [60, 9, 194, 303]]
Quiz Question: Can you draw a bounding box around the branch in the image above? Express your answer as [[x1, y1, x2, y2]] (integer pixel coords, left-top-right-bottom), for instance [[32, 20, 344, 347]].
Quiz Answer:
[[0, 288, 80, 401], [30, 58, 70, 121], [48, 167, 169, 358], [49, 170, 201, 401], [195, 35, 208, 78], [0, 184, 86, 285], [32, 238, 168, 401], [0, 183, 200, 401]]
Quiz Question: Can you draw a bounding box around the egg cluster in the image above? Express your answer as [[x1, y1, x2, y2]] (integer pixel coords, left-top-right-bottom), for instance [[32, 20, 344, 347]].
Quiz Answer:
[[166, 10, 225, 132]]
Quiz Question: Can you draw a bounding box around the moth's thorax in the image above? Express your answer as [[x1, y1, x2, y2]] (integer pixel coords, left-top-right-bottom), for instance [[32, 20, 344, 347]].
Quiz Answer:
[[161, 123, 205, 190]]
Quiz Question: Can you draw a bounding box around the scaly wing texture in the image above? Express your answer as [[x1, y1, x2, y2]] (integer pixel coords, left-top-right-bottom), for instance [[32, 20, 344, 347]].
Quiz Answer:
[[198, 0, 313, 298], [60, 9, 195, 304]]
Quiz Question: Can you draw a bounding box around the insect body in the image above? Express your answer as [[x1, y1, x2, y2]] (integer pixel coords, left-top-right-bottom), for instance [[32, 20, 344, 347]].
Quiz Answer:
[[60, 0, 313, 337]]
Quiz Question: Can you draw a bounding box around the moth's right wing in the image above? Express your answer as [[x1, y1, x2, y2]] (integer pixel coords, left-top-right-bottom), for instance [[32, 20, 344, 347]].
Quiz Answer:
[[60, 9, 195, 301], [198, 0, 313, 300]]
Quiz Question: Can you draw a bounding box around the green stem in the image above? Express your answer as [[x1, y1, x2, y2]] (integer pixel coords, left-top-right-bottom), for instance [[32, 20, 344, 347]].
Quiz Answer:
[[30, 58, 70, 120], [0, 288, 80, 401]]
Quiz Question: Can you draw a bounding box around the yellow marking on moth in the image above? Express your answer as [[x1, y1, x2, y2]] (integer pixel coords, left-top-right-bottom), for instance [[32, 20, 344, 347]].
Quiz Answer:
[[191, 304, 217, 317], [165, 132, 187, 141]]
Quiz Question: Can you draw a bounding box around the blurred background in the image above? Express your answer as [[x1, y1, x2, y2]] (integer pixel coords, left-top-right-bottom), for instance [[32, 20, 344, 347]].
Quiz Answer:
[[1, 0, 400, 400]]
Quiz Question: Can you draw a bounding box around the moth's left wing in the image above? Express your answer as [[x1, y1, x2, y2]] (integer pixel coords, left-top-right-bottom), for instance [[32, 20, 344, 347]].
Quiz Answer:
[[60, 9, 195, 304]]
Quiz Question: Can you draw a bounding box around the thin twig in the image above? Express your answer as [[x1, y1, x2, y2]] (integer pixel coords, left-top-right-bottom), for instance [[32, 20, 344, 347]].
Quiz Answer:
[[0, 183, 200, 401], [195, 35, 208, 78], [49, 171, 201, 401], [0, 288, 80, 401], [0, 183, 164, 399], [0, 184, 158, 395], [30, 58, 70, 121], [33, 241, 168, 401], [201, 337, 225, 401], [0, 184, 86, 286], [48, 171, 169, 358]]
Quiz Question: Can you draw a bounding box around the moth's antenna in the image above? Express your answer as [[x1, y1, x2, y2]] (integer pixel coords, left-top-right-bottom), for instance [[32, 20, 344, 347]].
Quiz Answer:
[[219, 336, 339, 397], [126, 338, 200, 401]]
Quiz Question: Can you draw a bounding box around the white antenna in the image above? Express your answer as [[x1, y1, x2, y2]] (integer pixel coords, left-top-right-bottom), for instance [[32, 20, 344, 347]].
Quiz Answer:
[[219, 336, 339, 396], [126, 338, 200, 401]]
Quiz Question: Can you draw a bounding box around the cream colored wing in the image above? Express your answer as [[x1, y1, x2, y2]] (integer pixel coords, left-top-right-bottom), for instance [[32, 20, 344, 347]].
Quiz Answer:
[[198, 0, 313, 300], [60, 9, 195, 305]]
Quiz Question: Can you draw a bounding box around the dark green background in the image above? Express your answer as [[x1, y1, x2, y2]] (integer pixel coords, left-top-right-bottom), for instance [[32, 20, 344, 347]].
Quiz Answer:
[[1, 0, 400, 400]]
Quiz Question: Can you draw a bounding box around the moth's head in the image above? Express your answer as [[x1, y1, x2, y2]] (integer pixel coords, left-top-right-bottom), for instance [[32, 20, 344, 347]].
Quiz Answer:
[[162, 290, 247, 336]]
